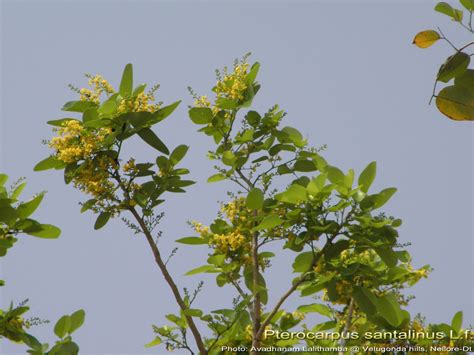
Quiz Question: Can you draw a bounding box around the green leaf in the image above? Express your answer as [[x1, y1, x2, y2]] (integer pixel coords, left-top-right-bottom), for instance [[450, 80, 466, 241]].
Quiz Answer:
[[292, 251, 314, 273], [245, 110, 261, 126], [208, 254, 225, 266], [62, 100, 96, 113], [97, 94, 118, 115], [47, 118, 80, 127], [375, 293, 404, 327], [326, 166, 345, 185], [275, 184, 308, 204], [132, 83, 147, 97], [189, 107, 213, 124], [460, 0, 474, 10], [25, 224, 61, 239], [435, 2, 463, 21], [145, 336, 162, 348], [119, 63, 133, 97], [353, 286, 378, 317], [375, 247, 398, 268], [69, 309, 85, 334], [176, 237, 207, 245], [216, 97, 238, 109], [169, 145, 189, 165], [246, 188, 264, 210], [54, 315, 71, 338], [185, 265, 217, 276], [34, 156, 63, 171], [252, 215, 283, 231], [137, 128, 169, 154], [374, 187, 397, 208], [80, 199, 97, 213], [243, 266, 268, 304], [124, 111, 153, 129], [436, 83, 474, 121], [325, 239, 350, 260], [49, 341, 79, 355], [0, 174, 7, 186], [94, 212, 111, 230], [207, 173, 226, 183], [165, 314, 186, 327], [83, 108, 99, 122], [153, 100, 181, 123], [19, 333, 42, 350], [222, 151, 236, 166], [83, 118, 113, 129], [11, 182, 26, 199], [437, 52, 470, 83], [451, 311, 463, 333], [183, 308, 203, 317], [17, 193, 44, 219], [455, 69, 474, 89], [294, 160, 317, 172], [0, 206, 18, 225], [297, 303, 332, 317], [281, 126, 305, 147], [412, 30, 441, 48], [358, 161, 376, 193], [246, 62, 260, 84]]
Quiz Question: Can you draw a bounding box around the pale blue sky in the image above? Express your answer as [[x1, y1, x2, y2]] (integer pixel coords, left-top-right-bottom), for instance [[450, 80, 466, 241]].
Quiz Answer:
[[1, 1, 473, 354]]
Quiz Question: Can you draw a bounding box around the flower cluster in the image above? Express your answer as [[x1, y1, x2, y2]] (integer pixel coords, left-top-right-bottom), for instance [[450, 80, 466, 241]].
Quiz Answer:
[[48, 120, 119, 212], [220, 197, 249, 224], [191, 221, 210, 236], [210, 230, 247, 254], [122, 158, 138, 174], [117, 92, 161, 114], [215, 61, 249, 101], [193, 95, 211, 108], [191, 220, 248, 255], [72, 156, 116, 198], [79, 75, 115, 103], [0, 314, 30, 343], [49, 120, 110, 164], [192, 58, 250, 117]]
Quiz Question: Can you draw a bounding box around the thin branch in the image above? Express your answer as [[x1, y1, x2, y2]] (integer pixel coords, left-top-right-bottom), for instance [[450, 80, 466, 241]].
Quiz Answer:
[[129, 207, 208, 354], [437, 27, 458, 51], [254, 210, 353, 343], [338, 298, 355, 354], [458, 41, 474, 52]]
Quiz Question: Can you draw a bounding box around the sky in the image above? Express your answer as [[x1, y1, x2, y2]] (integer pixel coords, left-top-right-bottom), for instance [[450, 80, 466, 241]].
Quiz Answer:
[[1, 0, 473, 354]]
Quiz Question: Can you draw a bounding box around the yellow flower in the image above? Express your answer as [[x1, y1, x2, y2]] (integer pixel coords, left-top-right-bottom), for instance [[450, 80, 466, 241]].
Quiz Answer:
[[210, 229, 247, 254], [72, 156, 115, 197], [122, 158, 138, 173], [49, 120, 111, 164], [116, 92, 161, 114], [215, 62, 249, 101], [292, 311, 305, 320], [194, 96, 211, 107]]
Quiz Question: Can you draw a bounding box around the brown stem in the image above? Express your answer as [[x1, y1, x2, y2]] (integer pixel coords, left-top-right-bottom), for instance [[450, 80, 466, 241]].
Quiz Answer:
[[129, 207, 207, 355], [235, 168, 263, 353], [254, 237, 336, 343], [250, 228, 262, 352], [338, 297, 355, 355], [458, 41, 474, 52]]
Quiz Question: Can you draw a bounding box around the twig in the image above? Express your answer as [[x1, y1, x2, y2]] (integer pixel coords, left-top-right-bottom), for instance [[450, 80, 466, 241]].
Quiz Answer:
[[129, 207, 208, 354]]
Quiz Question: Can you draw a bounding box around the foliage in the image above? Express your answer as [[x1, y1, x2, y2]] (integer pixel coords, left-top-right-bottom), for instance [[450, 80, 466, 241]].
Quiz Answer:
[[39, 60, 473, 354], [413, 0, 474, 121], [0, 174, 85, 354]]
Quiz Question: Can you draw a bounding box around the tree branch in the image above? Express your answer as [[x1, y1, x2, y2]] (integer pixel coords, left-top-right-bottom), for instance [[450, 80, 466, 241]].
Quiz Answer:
[[129, 207, 207, 354]]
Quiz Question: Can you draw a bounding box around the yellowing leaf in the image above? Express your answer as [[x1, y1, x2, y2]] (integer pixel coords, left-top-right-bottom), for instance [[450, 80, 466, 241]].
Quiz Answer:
[[412, 30, 441, 48], [437, 52, 470, 83], [436, 85, 474, 121]]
